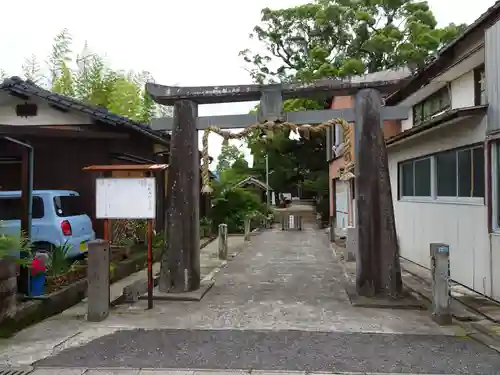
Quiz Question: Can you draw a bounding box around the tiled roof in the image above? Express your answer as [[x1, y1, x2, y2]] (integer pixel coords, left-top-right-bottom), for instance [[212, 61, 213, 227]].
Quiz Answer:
[[0, 76, 169, 146]]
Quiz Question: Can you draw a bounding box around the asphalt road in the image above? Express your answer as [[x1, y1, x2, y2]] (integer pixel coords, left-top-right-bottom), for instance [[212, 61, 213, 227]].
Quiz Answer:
[[35, 328, 500, 374]]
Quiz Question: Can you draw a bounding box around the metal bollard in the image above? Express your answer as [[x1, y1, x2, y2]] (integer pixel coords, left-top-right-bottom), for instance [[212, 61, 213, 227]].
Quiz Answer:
[[218, 223, 228, 260], [87, 239, 110, 322], [430, 243, 452, 325], [244, 218, 251, 241]]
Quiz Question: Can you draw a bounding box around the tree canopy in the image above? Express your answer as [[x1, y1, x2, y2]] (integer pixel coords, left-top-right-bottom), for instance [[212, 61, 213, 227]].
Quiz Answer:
[[216, 144, 246, 173], [2, 29, 171, 123], [240, 0, 467, 221], [240, 0, 467, 83]]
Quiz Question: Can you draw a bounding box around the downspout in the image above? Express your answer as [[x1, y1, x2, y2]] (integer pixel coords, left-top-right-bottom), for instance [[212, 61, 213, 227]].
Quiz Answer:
[[486, 136, 493, 296], [3, 136, 33, 296]]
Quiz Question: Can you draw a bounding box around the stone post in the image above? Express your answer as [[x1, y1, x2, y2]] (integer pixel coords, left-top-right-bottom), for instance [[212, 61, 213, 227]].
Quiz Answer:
[[345, 226, 358, 262], [87, 239, 110, 322], [160, 100, 200, 293], [354, 89, 402, 297], [244, 217, 251, 241], [430, 243, 452, 325], [329, 217, 336, 242], [218, 224, 228, 260]]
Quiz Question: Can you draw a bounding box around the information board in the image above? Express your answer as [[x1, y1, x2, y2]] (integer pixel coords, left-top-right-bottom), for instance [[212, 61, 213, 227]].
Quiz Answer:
[[95, 177, 156, 219]]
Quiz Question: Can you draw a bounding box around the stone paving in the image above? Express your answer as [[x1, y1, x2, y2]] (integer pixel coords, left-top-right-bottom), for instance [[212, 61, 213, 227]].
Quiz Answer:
[[2, 226, 500, 373]]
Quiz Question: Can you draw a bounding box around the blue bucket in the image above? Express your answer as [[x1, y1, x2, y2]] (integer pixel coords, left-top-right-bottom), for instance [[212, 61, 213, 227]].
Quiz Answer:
[[30, 273, 46, 296]]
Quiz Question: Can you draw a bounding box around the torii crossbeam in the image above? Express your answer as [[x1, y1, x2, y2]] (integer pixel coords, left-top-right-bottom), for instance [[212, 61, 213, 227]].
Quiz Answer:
[[147, 70, 410, 298]]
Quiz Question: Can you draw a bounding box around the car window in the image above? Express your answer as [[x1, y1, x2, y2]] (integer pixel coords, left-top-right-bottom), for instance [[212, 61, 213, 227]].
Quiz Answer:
[[0, 196, 44, 220], [53, 195, 85, 217]]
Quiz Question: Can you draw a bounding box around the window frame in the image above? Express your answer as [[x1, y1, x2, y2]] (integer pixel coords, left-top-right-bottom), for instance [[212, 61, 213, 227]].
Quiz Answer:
[[412, 86, 451, 127], [398, 144, 485, 206], [474, 64, 486, 106], [398, 156, 434, 201], [491, 142, 500, 232], [0, 196, 45, 220]]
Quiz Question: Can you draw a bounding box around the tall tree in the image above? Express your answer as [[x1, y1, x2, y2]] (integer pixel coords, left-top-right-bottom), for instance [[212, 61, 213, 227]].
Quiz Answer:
[[216, 144, 245, 173], [240, 0, 467, 83]]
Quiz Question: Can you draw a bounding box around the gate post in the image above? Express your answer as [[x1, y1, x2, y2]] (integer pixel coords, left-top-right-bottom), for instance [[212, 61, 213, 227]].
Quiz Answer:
[[161, 100, 201, 292], [218, 224, 228, 260], [87, 239, 110, 322], [430, 243, 452, 325], [244, 217, 251, 241]]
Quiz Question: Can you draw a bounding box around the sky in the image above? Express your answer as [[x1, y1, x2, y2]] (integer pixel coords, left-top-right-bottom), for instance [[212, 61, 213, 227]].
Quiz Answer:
[[1, 0, 496, 166]]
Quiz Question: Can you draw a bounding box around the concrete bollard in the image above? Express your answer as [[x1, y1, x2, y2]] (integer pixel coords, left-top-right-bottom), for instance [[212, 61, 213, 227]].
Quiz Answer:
[[430, 243, 452, 325], [87, 239, 110, 322], [345, 226, 358, 262], [244, 218, 251, 241], [329, 217, 336, 242], [218, 223, 228, 259]]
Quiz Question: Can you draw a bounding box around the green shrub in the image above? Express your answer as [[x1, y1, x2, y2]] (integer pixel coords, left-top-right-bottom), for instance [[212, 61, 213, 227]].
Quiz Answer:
[[210, 187, 264, 233]]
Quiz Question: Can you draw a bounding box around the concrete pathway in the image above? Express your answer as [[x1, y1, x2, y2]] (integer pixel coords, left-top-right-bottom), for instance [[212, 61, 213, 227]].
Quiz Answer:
[[0, 236, 246, 366], [28, 368, 442, 374], [2, 227, 500, 373]]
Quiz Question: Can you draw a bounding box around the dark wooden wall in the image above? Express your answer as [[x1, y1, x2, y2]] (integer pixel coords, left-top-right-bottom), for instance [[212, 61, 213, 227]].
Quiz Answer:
[[0, 130, 158, 238]]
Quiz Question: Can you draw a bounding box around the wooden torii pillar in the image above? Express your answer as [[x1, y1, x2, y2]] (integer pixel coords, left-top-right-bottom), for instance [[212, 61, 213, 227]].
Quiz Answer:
[[147, 73, 409, 298]]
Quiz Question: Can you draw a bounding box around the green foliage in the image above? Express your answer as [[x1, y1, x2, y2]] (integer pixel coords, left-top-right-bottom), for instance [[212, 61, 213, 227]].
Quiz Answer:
[[200, 217, 213, 238], [153, 231, 166, 249], [240, 0, 467, 83], [0, 222, 32, 265], [240, 0, 466, 222], [216, 144, 245, 173], [5, 28, 171, 122], [210, 188, 264, 233], [46, 243, 72, 277]]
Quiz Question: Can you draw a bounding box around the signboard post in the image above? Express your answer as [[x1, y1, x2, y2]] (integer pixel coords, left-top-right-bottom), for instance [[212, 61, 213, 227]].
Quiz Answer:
[[84, 164, 167, 310]]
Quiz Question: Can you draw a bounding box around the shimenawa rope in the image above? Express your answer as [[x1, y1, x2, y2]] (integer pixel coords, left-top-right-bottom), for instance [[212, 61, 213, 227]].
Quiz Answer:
[[200, 118, 351, 193]]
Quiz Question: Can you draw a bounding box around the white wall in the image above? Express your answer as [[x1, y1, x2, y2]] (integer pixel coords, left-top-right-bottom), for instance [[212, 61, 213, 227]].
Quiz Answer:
[[0, 93, 91, 126], [401, 108, 413, 131], [388, 116, 491, 296], [451, 70, 476, 109]]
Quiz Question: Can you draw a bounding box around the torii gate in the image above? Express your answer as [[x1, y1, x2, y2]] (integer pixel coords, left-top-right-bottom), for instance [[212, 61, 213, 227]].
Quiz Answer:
[[147, 71, 410, 298]]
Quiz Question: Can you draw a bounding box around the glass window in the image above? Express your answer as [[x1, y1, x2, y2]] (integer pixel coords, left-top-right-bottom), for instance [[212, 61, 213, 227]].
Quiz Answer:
[[0, 196, 44, 220], [413, 87, 450, 126], [414, 158, 431, 196], [458, 149, 472, 197], [401, 162, 414, 196], [53, 195, 85, 217], [436, 146, 484, 198], [474, 65, 486, 105], [436, 151, 457, 196], [472, 147, 485, 198]]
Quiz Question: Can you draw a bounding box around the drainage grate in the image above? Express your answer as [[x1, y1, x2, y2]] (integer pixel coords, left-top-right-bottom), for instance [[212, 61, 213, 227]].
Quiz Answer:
[[0, 367, 33, 375]]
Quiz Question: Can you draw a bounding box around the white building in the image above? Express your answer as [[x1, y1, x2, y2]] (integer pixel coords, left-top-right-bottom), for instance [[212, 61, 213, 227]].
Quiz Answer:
[[385, 1, 500, 299]]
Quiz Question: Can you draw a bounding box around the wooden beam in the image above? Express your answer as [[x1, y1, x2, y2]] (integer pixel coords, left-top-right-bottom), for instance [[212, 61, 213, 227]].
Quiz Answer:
[[151, 107, 409, 131], [146, 69, 410, 105], [0, 125, 129, 140]]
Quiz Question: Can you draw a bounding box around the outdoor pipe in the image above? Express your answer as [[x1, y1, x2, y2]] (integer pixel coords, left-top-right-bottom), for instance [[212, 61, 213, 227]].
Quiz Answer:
[[3, 136, 33, 240], [3, 136, 33, 296]]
